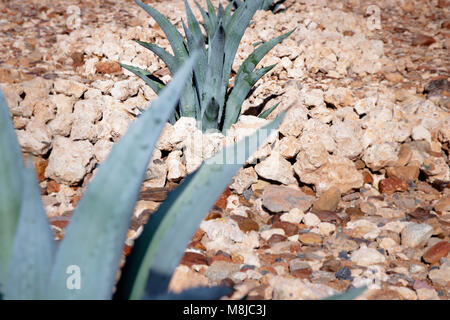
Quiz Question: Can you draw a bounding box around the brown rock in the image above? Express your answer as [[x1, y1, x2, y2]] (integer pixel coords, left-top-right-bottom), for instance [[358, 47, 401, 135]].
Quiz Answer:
[[95, 61, 122, 74], [205, 211, 222, 220], [291, 268, 312, 279], [191, 228, 205, 242], [214, 188, 231, 211], [321, 258, 342, 272], [272, 221, 299, 236], [437, 0, 448, 8], [139, 187, 170, 202], [384, 72, 404, 83], [407, 208, 436, 222], [211, 250, 233, 263], [312, 186, 341, 212], [267, 234, 287, 245], [423, 241, 450, 264], [187, 241, 206, 251], [363, 170, 374, 185], [434, 196, 450, 213], [33, 158, 48, 182], [71, 195, 81, 207], [346, 207, 365, 219], [300, 185, 316, 196], [180, 252, 208, 267], [396, 144, 412, 166], [412, 34, 436, 46], [343, 30, 354, 36], [310, 209, 343, 224], [386, 166, 420, 182], [46, 180, 60, 194], [298, 232, 323, 246], [230, 215, 259, 233], [71, 52, 84, 68], [379, 177, 409, 194], [262, 185, 314, 213], [49, 216, 70, 229], [123, 244, 132, 257]]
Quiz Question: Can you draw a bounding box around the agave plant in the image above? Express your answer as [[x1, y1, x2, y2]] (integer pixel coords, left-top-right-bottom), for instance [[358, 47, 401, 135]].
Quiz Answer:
[[0, 54, 285, 299], [122, 0, 294, 133]]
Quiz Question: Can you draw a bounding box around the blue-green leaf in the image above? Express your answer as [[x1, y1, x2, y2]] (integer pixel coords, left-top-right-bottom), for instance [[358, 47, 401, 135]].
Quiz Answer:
[[234, 28, 295, 83], [134, 0, 188, 62], [222, 0, 260, 92], [194, 0, 213, 38], [201, 20, 226, 129], [0, 89, 24, 293], [183, 0, 208, 91], [135, 40, 179, 73], [223, 64, 276, 130], [206, 0, 218, 36], [46, 52, 199, 300], [115, 112, 286, 300], [324, 286, 367, 300], [5, 159, 56, 300], [258, 101, 280, 119], [120, 63, 165, 95]]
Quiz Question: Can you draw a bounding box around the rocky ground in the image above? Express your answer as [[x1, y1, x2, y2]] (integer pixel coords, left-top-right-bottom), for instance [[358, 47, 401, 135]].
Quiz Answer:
[[1, 0, 449, 300]]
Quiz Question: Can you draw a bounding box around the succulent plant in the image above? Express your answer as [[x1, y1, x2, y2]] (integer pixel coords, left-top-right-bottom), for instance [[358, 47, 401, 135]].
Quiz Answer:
[[122, 0, 294, 133], [0, 54, 285, 299]]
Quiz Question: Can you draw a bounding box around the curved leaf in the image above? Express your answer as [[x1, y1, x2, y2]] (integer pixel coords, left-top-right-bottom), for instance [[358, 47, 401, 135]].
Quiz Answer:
[[258, 101, 280, 119], [223, 64, 276, 130], [324, 286, 367, 300], [5, 159, 56, 300], [115, 112, 286, 300], [135, 40, 179, 73], [222, 0, 260, 91], [120, 63, 165, 95], [134, 0, 188, 61], [234, 28, 295, 83], [47, 52, 199, 300], [0, 89, 24, 292], [201, 21, 226, 129]]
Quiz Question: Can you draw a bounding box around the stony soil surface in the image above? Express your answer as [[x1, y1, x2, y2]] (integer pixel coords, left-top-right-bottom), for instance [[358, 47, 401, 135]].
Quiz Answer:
[[1, 0, 449, 299]]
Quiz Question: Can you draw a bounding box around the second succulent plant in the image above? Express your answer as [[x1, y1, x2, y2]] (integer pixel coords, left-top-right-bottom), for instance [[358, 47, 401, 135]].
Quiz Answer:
[[122, 0, 294, 133]]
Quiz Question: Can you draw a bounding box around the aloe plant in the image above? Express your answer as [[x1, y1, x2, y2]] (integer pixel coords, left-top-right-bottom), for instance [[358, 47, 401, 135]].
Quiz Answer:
[[0, 54, 285, 299], [122, 0, 294, 132]]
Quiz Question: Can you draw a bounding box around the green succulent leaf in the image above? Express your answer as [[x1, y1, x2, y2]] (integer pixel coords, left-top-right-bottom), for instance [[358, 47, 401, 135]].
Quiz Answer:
[[223, 64, 276, 130], [115, 111, 286, 300], [206, 0, 218, 36], [0, 89, 24, 293], [5, 159, 56, 300], [222, 0, 260, 92], [223, 1, 235, 25], [258, 101, 280, 119], [183, 0, 208, 90], [46, 52, 199, 300], [184, 0, 204, 44], [134, 0, 188, 61], [135, 40, 179, 73], [234, 28, 295, 82], [194, 0, 213, 38], [324, 286, 367, 300], [120, 63, 165, 95], [201, 20, 226, 129]]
